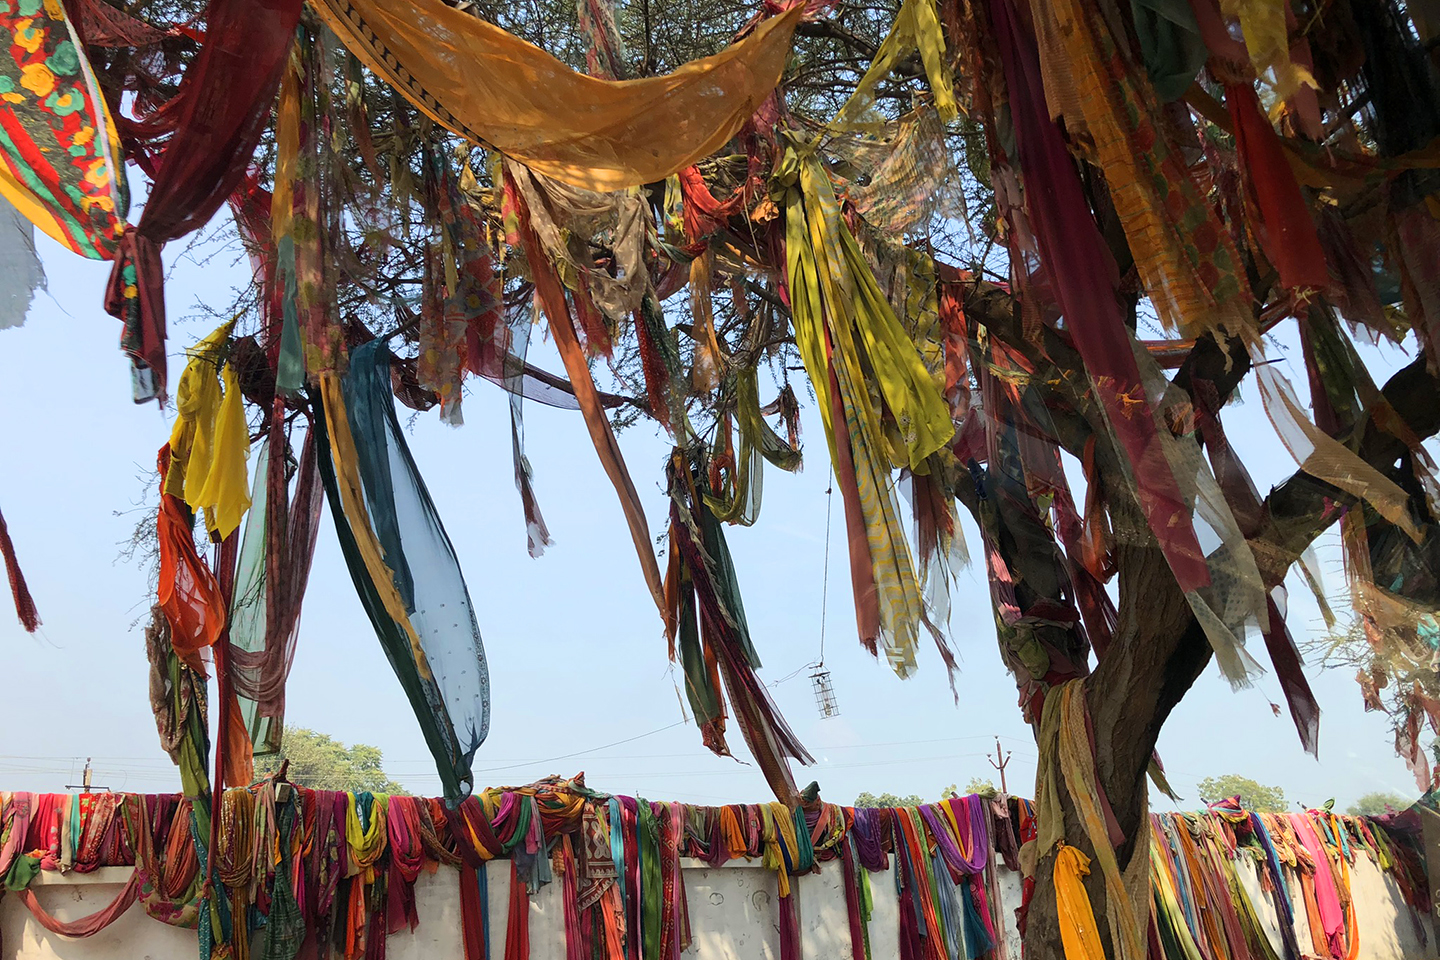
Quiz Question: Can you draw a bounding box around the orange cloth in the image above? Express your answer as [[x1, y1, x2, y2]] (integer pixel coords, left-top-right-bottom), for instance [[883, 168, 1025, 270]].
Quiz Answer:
[[1054, 845, 1106, 960], [156, 448, 226, 675], [309, 0, 801, 191]]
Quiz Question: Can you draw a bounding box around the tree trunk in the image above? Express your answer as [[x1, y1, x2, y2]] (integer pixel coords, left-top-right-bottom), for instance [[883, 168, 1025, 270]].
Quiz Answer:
[[1020, 517, 1213, 959], [1013, 354, 1440, 958]]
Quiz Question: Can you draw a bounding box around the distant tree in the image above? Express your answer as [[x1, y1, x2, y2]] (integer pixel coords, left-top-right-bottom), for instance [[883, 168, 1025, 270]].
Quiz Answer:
[[1196, 775, 1287, 812], [255, 728, 407, 795], [1347, 791, 1413, 816], [853, 791, 926, 808], [962, 777, 998, 799]]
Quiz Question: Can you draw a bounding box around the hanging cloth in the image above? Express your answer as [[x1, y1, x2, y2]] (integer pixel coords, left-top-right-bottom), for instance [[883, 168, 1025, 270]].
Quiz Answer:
[[0, 195, 46, 330], [0, 0, 128, 260], [1024, 0, 1254, 342], [1224, 81, 1328, 293], [775, 143, 953, 677], [229, 429, 324, 756], [309, 0, 801, 191], [0, 505, 39, 632], [313, 341, 491, 802], [829, 0, 956, 129], [505, 169, 668, 626], [99, 0, 300, 402], [993, 0, 1267, 684]]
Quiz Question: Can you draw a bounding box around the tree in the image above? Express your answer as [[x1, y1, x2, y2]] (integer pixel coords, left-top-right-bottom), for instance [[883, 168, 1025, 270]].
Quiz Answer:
[[1301, 616, 1440, 771], [852, 791, 926, 808], [1196, 775, 1287, 813], [67, 0, 1440, 958], [254, 728, 407, 795], [961, 777, 997, 799], [1347, 792, 1413, 817]]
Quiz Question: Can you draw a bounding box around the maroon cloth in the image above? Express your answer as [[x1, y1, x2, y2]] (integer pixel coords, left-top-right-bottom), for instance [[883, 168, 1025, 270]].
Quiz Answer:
[[1190, 377, 1320, 754], [991, 0, 1212, 592], [1225, 83, 1329, 293], [103, 0, 301, 401], [0, 506, 39, 632]]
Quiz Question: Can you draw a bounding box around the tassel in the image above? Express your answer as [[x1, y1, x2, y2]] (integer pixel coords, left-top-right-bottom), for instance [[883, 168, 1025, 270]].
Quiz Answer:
[[0, 507, 39, 632]]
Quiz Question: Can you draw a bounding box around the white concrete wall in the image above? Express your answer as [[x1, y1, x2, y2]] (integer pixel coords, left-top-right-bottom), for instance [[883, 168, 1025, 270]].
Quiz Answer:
[[1233, 851, 1440, 960], [0, 853, 1425, 960]]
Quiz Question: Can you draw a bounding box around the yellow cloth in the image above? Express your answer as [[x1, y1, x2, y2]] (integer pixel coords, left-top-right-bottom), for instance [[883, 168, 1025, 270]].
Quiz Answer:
[[1055, 845, 1106, 960], [760, 802, 797, 897], [167, 320, 252, 538], [1035, 682, 1149, 960], [779, 144, 952, 677], [1220, 0, 1314, 104], [345, 793, 389, 882], [317, 372, 433, 680], [830, 0, 956, 129], [1027, 0, 1254, 342], [1254, 363, 1421, 543], [1149, 836, 1207, 960], [308, 0, 802, 191]]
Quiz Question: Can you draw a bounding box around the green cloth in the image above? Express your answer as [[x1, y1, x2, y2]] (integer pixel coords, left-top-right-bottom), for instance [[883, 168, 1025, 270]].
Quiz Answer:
[[4, 854, 40, 892], [1129, 0, 1207, 102], [636, 798, 662, 960], [313, 385, 474, 803]]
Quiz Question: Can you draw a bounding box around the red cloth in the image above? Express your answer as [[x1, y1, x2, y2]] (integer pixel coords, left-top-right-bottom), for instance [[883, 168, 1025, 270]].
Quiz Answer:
[[0, 506, 39, 632], [17, 875, 141, 937], [991, 0, 1212, 592], [505, 860, 530, 960], [155, 447, 226, 674], [103, 0, 302, 401], [1225, 83, 1329, 293]]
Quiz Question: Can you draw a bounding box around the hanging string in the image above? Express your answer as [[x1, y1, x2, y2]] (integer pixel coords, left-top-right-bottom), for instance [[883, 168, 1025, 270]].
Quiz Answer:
[[818, 480, 833, 669]]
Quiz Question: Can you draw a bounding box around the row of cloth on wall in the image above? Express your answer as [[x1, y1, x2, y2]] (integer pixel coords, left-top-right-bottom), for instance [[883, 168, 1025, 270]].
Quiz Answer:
[[0, 777, 1431, 960]]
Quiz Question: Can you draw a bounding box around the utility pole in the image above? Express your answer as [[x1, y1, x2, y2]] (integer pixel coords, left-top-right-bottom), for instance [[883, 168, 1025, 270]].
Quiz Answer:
[[65, 758, 109, 793], [987, 737, 1011, 795]]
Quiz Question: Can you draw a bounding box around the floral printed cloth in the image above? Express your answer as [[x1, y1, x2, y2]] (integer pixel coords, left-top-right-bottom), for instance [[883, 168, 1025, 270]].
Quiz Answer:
[[0, 0, 127, 260]]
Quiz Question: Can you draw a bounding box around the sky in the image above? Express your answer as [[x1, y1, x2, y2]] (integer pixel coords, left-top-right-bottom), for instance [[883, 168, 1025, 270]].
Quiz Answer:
[[0, 214, 1428, 814]]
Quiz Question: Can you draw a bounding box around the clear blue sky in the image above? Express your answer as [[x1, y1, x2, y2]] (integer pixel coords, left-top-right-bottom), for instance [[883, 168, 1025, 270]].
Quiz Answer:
[[0, 217, 1425, 812]]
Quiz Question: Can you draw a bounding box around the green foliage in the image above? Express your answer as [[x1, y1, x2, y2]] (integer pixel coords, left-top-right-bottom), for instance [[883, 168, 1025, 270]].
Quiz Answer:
[[1196, 775, 1287, 812], [255, 728, 407, 795], [853, 791, 926, 808], [962, 777, 997, 799], [1346, 791, 1413, 816]]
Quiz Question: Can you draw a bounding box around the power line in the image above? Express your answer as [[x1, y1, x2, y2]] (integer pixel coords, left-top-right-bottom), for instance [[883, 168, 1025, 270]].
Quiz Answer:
[[470, 720, 689, 777]]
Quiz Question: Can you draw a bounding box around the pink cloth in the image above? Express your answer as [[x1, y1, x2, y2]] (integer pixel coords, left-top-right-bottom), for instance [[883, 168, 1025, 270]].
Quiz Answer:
[[1290, 814, 1345, 956], [0, 793, 32, 876]]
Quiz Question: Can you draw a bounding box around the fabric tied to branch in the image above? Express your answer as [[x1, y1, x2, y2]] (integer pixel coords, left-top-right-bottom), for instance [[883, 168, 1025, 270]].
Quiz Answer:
[[777, 144, 953, 678], [1025, 0, 1254, 342], [993, 0, 1266, 685], [313, 342, 490, 803], [99, 0, 300, 401], [830, 0, 956, 129], [167, 321, 253, 540], [1036, 682, 1149, 960], [308, 0, 801, 191], [0, 0, 128, 260], [229, 430, 324, 756], [0, 195, 46, 330], [665, 451, 812, 804]]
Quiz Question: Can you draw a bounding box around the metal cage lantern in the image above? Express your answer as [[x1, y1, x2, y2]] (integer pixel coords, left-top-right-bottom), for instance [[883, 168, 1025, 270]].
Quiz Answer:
[[811, 667, 839, 718]]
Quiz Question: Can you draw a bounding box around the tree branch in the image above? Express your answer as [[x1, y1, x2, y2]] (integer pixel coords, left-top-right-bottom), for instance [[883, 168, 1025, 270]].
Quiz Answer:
[[1251, 356, 1440, 587]]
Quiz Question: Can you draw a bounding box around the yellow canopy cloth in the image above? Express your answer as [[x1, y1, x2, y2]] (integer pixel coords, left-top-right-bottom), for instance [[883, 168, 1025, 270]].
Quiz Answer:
[[308, 0, 803, 191]]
